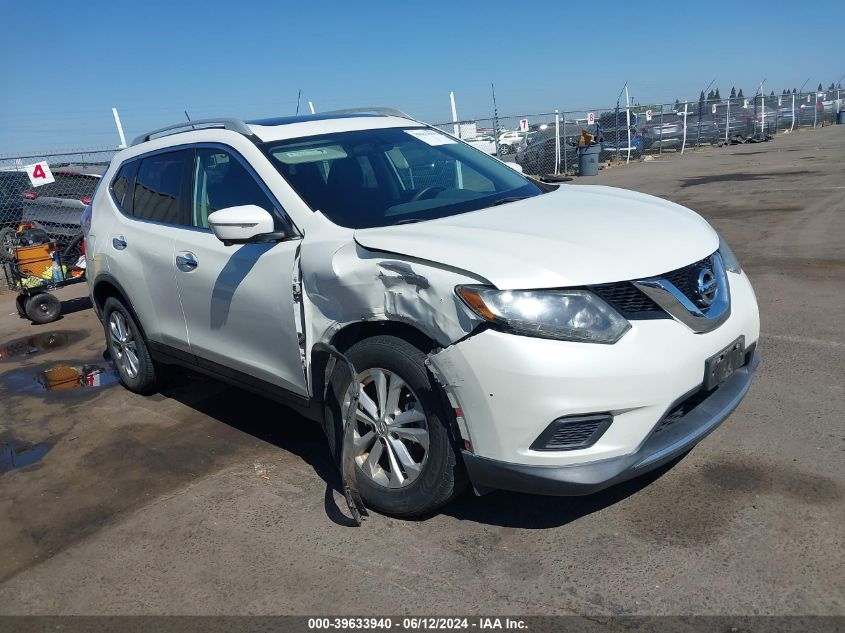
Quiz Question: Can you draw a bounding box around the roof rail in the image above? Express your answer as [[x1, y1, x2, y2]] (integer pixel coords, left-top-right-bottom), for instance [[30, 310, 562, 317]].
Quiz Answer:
[[321, 107, 413, 119], [131, 118, 257, 146]]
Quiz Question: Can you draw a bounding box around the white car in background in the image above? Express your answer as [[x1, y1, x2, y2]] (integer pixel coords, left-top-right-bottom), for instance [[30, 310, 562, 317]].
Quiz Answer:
[[497, 130, 525, 154], [85, 108, 760, 517]]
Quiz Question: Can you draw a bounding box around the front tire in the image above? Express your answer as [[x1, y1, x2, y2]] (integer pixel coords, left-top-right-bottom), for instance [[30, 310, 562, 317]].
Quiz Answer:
[[339, 335, 466, 517], [102, 296, 158, 394]]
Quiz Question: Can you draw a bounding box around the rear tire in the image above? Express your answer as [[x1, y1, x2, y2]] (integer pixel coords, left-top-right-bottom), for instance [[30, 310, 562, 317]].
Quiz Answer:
[[102, 296, 158, 394], [335, 335, 466, 518], [0, 227, 15, 261], [25, 292, 61, 324], [15, 294, 27, 319]]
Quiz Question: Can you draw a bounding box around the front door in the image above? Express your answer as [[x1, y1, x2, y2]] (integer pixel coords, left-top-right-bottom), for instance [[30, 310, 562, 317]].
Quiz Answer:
[[173, 146, 307, 396]]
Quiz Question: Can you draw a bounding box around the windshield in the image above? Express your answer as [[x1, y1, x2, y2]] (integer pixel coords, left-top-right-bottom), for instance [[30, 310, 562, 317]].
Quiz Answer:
[[261, 127, 542, 229]]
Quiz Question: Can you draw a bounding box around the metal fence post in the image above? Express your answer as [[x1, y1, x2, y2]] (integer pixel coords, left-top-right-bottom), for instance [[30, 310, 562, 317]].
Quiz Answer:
[[790, 93, 795, 131], [658, 104, 664, 155], [562, 111, 568, 175], [725, 99, 730, 143], [681, 102, 688, 154], [554, 110, 561, 175], [813, 91, 818, 128], [625, 85, 632, 164]]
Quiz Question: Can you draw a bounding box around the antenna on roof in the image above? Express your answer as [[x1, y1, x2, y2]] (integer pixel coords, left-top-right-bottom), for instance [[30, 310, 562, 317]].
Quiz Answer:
[[309, 101, 316, 114], [296, 89, 302, 115]]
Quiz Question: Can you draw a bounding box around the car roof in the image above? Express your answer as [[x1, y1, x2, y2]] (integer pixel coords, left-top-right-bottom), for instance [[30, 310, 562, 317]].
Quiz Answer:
[[132, 108, 421, 147]]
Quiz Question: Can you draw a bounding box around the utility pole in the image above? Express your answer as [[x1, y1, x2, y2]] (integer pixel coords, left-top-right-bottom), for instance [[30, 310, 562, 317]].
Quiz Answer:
[[491, 83, 501, 157]]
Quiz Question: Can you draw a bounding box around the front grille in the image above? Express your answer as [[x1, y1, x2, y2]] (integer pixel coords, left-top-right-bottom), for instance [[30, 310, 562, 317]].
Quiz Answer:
[[590, 253, 717, 319], [590, 282, 666, 319], [662, 255, 713, 304], [531, 414, 613, 451]]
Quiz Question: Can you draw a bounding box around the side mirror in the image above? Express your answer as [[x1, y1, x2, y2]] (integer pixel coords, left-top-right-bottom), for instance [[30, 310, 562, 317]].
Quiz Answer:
[[208, 205, 276, 245], [507, 162, 524, 174]]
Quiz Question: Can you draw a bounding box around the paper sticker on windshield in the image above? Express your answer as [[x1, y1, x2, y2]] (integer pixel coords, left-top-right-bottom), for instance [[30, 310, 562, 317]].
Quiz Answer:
[[271, 145, 347, 164], [405, 129, 456, 146]]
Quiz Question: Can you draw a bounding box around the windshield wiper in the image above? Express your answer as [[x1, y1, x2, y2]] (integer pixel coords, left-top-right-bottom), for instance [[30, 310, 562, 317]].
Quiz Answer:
[[491, 196, 529, 207]]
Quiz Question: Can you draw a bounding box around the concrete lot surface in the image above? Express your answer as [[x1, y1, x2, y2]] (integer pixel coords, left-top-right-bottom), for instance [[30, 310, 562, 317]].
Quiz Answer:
[[0, 126, 842, 616]]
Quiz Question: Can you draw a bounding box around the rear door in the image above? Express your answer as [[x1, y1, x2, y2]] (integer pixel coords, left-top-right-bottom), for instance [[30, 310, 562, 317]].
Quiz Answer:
[[106, 150, 191, 353], [172, 145, 307, 396]]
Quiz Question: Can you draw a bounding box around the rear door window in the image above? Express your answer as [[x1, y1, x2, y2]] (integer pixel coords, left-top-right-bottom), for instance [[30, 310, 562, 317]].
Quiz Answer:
[[110, 161, 136, 211], [133, 150, 188, 225]]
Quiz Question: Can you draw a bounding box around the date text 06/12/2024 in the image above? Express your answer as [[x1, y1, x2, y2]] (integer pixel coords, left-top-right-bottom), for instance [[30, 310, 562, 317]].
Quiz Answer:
[[307, 617, 528, 630]]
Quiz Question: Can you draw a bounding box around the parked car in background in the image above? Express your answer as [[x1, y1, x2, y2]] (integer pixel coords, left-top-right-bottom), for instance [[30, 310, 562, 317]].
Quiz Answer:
[[463, 134, 496, 155], [0, 170, 31, 259], [640, 112, 684, 150], [686, 117, 721, 146], [498, 130, 525, 154], [22, 165, 104, 245], [514, 126, 579, 175], [597, 111, 641, 158]]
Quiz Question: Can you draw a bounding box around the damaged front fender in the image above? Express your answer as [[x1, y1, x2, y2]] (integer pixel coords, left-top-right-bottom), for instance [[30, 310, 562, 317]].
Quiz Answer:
[[300, 235, 488, 351]]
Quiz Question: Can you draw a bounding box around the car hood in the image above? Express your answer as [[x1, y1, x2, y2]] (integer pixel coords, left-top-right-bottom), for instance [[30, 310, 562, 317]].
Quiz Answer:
[[353, 185, 718, 289]]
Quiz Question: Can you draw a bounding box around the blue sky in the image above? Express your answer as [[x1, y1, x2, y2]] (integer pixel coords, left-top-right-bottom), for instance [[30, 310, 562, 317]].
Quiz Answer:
[[1, 0, 841, 153]]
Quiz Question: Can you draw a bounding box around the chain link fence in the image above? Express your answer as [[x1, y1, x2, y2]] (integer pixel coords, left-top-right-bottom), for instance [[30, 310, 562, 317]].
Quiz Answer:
[[0, 147, 116, 293], [433, 89, 843, 177]]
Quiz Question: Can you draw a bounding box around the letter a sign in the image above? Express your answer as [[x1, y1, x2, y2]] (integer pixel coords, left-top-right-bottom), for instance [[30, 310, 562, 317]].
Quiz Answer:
[[25, 161, 55, 187]]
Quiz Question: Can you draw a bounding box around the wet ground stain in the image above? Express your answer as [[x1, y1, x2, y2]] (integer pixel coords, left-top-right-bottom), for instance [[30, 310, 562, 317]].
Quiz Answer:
[[0, 440, 50, 475], [0, 331, 88, 362], [623, 455, 843, 546], [0, 359, 120, 397], [680, 170, 813, 187]]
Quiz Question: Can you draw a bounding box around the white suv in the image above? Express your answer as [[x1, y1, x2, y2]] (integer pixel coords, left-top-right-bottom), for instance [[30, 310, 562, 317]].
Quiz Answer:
[[85, 108, 760, 517]]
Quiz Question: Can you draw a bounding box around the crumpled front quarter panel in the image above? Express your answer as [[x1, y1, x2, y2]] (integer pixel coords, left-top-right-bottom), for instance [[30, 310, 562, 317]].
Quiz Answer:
[[300, 235, 485, 352]]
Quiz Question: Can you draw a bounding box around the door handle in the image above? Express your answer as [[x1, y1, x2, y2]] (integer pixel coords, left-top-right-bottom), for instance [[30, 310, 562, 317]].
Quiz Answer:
[[112, 236, 127, 250], [175, 254, 198, 272]]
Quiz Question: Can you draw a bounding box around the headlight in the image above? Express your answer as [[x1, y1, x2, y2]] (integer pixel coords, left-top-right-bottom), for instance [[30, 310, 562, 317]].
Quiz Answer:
[[456, 286, 630, 344], [719, 236, 742, 273]]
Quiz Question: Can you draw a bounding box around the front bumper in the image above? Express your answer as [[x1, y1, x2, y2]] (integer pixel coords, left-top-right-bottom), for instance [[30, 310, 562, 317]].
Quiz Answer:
[[462, 352, 758, 495], [427, 269, 760, 494]]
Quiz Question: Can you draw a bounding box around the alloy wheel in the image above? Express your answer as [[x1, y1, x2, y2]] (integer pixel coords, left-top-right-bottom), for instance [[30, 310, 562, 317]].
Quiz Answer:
[[345, 367, 430, 489], [108, 311, 140, 379]]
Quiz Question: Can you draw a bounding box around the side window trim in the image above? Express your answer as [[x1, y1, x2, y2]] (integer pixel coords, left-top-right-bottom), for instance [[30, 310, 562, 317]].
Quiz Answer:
[[109, 158, 138, 216]]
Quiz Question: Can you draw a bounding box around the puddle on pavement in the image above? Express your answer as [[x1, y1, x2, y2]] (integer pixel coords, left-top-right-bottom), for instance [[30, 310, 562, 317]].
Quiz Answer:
[[0, 440, 50, 474], [0, 360, 120, 396], [0, 331, 88, 362]]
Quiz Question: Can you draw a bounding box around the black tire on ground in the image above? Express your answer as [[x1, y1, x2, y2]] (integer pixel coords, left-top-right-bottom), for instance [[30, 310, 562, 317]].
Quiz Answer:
[[0, 227, 15, 261], [101, 296, 159, 394], [334, 335, 467, 518], [15, 294, 27, 319], [61, 233, 84, 267], [25, 292, 61, 324]]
